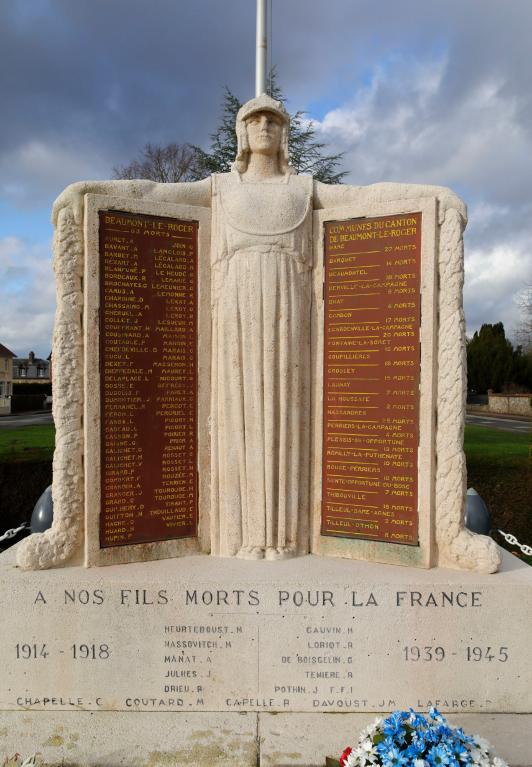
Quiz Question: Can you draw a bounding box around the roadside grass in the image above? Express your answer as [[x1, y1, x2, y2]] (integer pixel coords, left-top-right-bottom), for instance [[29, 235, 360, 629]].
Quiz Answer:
[[464, 424, 531, 564], [0, 424, 55, 462], [464, 424, 530, 460], [0, 421, 529, 562]]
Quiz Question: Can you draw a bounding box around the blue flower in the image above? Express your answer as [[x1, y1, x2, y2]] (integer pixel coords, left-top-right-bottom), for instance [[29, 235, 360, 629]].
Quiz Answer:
[[425, 724, 444, 746], [411, 730, 427, 752], [381, 745, 408, 767], [427, 744, 452, 766], [408, 708, 428, 730], [340, 708, 501, 767], [449, 739, 471, 764], [404, 742, 424, 760], [382, 712, 407, 744], [376, 737, 396, 757], [453, 728, 475, 747]]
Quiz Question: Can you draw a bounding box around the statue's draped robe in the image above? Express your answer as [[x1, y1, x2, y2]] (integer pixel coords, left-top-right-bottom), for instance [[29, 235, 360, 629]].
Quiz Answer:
[[210, 171, 313, 557]]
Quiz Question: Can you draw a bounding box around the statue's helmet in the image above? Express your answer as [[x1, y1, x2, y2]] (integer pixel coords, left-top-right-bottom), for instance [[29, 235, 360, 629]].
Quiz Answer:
[[234, 94, 294, 175]]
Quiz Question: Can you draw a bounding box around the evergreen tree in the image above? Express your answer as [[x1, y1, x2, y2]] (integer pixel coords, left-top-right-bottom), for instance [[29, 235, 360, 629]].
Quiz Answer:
[[466, 322, 532, 393], [189, 87, 241, 177], [115, 78, 346, 184], [190, 76, 347, 183]]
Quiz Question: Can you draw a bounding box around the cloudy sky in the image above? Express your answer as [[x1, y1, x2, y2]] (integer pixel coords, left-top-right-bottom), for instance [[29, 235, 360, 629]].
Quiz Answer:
[[1, 0, 531, 358]]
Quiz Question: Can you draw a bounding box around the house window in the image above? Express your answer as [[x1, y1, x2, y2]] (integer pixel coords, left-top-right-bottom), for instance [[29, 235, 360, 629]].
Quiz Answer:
[[19, 367, 26, 377], [0, 382, 4, 396]]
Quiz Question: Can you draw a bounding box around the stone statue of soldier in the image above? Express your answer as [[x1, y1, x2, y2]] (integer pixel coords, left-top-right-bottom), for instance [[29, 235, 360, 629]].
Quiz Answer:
[[18, 94, 500, 573]]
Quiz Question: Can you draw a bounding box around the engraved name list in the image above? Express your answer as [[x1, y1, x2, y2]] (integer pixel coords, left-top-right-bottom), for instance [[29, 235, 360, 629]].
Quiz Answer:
[[322, 213, 422, 545], [98, 210, 199, 548]]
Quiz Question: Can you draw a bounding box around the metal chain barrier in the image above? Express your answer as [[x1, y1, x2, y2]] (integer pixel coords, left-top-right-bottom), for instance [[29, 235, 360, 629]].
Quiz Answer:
[[0, 523, 29, 544], [1, 524, 531, 555], [497, 530, 532, 557]]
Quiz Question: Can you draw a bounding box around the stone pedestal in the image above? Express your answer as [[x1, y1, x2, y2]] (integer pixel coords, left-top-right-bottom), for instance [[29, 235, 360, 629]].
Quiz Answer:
[[1, 543, 530, 766]]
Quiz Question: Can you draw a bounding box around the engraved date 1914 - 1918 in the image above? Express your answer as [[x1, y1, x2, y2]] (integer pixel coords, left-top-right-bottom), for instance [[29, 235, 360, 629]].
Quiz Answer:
[[15, 643, 111, 660]]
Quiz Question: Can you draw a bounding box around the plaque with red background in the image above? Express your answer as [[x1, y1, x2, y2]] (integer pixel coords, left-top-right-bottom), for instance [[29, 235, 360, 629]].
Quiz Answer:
[[98, 210, 198, 548], [321, 212, 422, 545]]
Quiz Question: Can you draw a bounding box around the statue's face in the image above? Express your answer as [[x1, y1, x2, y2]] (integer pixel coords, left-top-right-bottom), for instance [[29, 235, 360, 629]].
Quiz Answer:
[[245, 111, 283, 156]]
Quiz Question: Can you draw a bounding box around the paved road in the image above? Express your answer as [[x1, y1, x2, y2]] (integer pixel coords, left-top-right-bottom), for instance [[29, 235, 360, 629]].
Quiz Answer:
[[0, 411, 54, 429], [1, 409, 529, 435], [466, 412, 531, 434]]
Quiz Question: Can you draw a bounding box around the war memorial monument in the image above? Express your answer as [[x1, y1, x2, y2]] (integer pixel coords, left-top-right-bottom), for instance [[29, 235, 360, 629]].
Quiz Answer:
[[1, 5, 531, 766]]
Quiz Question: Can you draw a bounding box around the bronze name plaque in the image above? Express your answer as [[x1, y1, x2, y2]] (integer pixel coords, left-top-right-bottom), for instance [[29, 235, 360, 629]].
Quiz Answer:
[[321, 212, 422, 545], [98, 210, 198, 548]]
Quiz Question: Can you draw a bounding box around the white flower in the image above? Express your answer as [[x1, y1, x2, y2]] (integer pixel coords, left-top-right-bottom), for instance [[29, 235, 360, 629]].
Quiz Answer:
[[360, 717, 382, 740], [345, 752, 359, 767], [346, 751, 368, 767], [350, 744, 377, 765], [470, 744, 490, 764], [360, 738, 376, 754], [473, 736, 490, 753]]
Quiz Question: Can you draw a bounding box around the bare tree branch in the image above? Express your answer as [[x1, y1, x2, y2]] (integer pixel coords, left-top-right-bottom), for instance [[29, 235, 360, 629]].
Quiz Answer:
[[113, 143, 201, 182]]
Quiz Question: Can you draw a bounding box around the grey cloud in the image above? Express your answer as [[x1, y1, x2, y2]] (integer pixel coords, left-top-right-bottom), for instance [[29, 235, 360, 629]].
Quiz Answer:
[[1, 1, 256, 202], [2, 0, 532, 347], [0, 236, 54, 358], [2, 1, 531, 189]]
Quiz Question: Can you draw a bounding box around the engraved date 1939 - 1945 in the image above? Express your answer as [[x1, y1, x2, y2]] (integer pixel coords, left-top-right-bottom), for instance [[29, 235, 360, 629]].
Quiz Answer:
[[402, 645, 509, 663]]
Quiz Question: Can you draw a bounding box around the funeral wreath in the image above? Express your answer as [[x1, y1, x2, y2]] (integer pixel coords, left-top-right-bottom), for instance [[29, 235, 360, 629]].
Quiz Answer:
[[338, 709, 508, 767]]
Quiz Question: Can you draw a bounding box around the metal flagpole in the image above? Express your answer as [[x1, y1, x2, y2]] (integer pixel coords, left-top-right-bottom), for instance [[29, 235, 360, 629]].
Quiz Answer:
[[255, 0, 267, 96]]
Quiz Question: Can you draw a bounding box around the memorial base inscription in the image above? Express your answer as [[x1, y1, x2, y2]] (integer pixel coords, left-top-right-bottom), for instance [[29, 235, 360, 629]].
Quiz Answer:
[[2, 546, 530, 713], [1, 543, 531, 765]]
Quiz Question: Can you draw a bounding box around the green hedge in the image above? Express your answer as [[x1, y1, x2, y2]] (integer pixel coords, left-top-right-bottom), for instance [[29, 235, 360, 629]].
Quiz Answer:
[[12, 382, 52, 395], [11, 394, 48, 413]]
